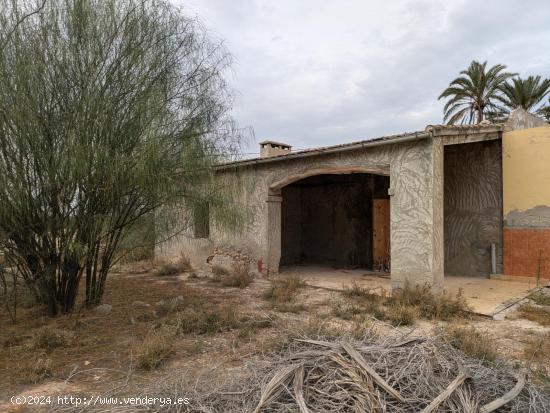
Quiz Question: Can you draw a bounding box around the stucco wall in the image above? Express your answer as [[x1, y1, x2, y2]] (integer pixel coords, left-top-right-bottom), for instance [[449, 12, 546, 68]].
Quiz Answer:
[[210, 138, 444, 289], [444, 140, 502, 277], [502, 125, 550, 279]]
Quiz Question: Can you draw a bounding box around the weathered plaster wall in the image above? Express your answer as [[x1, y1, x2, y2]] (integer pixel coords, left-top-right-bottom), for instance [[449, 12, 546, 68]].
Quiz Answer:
[[444, 140, 502, 277], [503, 125, 550, 279], [211, 138, 443, 289]]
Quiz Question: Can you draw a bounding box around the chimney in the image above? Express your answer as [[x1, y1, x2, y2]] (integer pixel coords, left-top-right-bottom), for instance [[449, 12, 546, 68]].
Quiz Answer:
[[259, 140, 292, 158]]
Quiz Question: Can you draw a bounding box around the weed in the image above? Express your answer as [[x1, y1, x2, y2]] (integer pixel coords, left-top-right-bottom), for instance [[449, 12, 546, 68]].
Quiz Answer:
[[210, 264, 230, 283], [169, 305, 241, 335], [445, 325, 497, 363], [136, 332, 174, 370], [518, 304, 550, 326], [529, 292, 550, 307], [263, 275, 306, 303], [154, 296, 188, 317], [221, 261, 254, 288], [331, 299, 364, 320], [31, 327, 71, 350], [524, 332, 550, 363], [390, 283, 469, 320], [343, 283, 382, 301], [272, 302, 306, 313], [18, 353, 53, 383], [385, 304, 419, 326], [154, 252, 192, 276]]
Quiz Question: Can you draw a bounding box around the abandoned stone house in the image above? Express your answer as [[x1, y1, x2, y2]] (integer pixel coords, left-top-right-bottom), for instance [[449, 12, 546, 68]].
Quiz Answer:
[[158, 109, 550, 291]]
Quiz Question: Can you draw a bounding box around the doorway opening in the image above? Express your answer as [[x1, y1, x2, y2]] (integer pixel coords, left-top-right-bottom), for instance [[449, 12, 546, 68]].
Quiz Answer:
[[443, 140, 502, 277], [280, 173, 390, 270]]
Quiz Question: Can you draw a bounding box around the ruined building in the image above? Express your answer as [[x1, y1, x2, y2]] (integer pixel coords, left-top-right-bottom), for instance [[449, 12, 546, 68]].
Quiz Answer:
[[158, 109, 550, 290]]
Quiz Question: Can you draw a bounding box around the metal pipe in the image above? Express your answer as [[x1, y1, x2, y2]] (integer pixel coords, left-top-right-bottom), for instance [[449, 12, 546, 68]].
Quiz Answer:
[[491, 243, 497, 274]]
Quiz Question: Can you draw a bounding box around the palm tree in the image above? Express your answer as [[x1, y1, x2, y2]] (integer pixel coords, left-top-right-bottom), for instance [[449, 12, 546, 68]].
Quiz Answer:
[[539, 104, 550, 123], [439, 61, 515, 124], [498, 75, 550, 114]]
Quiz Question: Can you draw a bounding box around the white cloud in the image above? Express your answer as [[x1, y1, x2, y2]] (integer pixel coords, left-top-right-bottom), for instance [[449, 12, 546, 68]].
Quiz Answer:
[[177, 0, 550, 153]]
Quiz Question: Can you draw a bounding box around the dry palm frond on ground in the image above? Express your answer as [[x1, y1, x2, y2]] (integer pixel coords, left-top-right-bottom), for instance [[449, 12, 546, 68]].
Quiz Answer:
[[49, 332, 549, 413]]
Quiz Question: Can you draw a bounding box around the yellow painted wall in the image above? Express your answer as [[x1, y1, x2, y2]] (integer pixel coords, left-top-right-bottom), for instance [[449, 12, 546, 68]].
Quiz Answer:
[[503, 125, 550, 215]]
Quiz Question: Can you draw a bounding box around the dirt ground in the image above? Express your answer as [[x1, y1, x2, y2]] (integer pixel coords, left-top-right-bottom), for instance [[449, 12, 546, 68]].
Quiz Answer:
[[1, 262, 549, 411]]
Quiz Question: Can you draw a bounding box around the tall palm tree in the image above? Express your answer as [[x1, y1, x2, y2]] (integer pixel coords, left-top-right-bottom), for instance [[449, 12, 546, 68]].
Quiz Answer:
[[439, 61, 515, 124], [498, 75, 550, 114]]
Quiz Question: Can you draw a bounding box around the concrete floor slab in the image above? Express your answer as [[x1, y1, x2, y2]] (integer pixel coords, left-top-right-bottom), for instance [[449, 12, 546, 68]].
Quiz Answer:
[[280, 265, 536, 316]]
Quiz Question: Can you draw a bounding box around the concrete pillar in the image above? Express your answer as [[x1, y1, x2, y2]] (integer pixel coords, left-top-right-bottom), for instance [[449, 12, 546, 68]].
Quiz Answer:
[[431, 137, 445, 292], [266, 194, 282, 275], [390, 138, 444, 292]]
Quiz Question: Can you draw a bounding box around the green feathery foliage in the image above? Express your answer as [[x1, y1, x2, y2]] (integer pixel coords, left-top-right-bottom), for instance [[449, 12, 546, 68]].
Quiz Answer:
[[497, 75, 550, 115], [0, 0, 242, 315], [438, 60, 515, 124]]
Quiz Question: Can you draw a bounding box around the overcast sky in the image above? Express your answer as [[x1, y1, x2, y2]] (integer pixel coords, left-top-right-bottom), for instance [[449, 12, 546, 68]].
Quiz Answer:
[[178, 0, 550, 154]]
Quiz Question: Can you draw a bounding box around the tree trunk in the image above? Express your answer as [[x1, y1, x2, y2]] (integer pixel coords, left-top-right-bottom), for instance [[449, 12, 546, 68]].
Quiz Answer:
[[477, 107, 483, 124]]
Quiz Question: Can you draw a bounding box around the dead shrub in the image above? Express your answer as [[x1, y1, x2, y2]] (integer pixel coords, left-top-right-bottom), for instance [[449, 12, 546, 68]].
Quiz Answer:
[[31, 327, 71, 350], [210, 264, 230, 282], [529, 292, 550, 306], [518, 304, 550, 326], [385, 304, 419, 326], [237, 316, 274, 340], [221, 261, 254, 288], [169, 305, 241, 335], [331, 299, 364, 320], [263, 274, 306, 303], [390, 283, 469, 320], [154, 252, 192, 276], [343, 282, 383, 301], [524, 332, 550, 363], [272, 301, 306, 313], [524, 333, 550, 387], [154, 296, 188, 317], [136, 332, 174, 370], [445, 325, 497, 363], [18, 353, 53, 383]]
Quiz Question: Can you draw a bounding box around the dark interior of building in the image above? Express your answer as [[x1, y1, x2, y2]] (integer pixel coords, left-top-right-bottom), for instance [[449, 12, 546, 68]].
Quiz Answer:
[[444, 140, 503, 277], [280, 173, 390, 269]]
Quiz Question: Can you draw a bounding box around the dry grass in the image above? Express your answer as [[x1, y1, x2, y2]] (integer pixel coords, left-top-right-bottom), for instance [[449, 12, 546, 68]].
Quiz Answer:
[[263, 275, 307, 313], [390, 283, 470, 320], [444, 325, 497, 363], [529, 291, 550, 306], [332, 282, 468, 326], [136, 332, 174, 370], [154, 252, 192, 276], [524, 333, 550, 388], [264, 274, 306, 302], [518, 304, 550, 326], [168, 305, 241, 335], [17, 353, 53, 384], [211, 264, 231, 280], [211, 261, 254, 288], [31, 327, 72, 350], [385, 304, 419, 326], [220, 261, 254, 288], [0, 274, 227, 392]]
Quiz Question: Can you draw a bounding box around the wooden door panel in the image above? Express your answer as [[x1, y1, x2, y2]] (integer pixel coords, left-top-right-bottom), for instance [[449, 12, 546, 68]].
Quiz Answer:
[[373, 199, 390, 271]]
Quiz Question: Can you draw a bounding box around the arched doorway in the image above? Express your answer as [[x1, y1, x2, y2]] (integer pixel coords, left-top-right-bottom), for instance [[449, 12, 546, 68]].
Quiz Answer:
[[267, 168, 391, 273]]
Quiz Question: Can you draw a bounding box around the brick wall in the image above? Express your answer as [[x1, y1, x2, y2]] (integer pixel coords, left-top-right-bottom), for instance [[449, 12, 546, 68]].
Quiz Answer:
[[503, 228, 550, 280]]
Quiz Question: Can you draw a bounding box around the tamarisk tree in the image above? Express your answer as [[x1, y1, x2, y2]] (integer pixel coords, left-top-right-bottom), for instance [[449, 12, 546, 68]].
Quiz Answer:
[[0, 0, 240, 315]]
